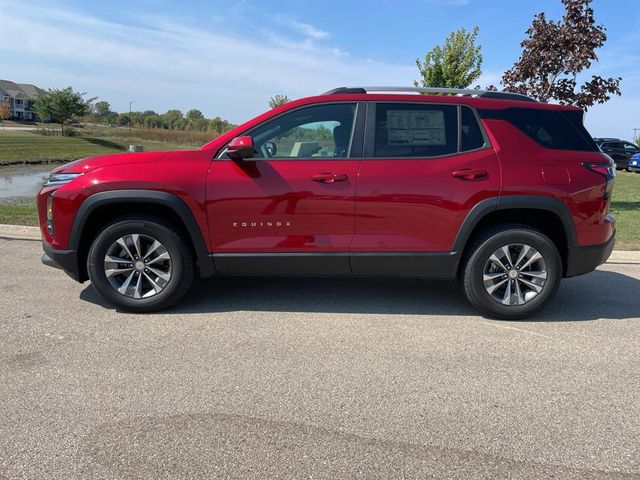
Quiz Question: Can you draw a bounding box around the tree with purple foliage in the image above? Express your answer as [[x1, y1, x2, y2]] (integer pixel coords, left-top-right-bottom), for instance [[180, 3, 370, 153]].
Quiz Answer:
[[501, 0, 621, 109]]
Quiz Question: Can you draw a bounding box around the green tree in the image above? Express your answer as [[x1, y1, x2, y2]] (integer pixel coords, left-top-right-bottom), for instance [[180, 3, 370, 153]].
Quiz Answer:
[[94, 101, 110, 116], [143, 114, 164, 129], [34, 87, 91, 134], [129, 111, 144, 128], [414, 26, 483, 89], [186, 109, 204, 120], [118, 113, 131, 127], [185, 109, 206, 131], [269, 95, 291, 109], [95, 101, 119, 126], [162, 109, 183, 129], [208, 116, 234, 134]]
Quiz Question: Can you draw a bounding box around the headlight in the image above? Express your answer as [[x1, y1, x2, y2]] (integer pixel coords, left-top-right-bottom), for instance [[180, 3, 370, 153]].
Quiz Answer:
[[45, 173, 83, 186], [632, 160, 638, 166]]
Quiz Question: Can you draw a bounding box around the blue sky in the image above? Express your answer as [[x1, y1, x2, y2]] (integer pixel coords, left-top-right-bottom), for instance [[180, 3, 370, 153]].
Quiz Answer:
[[1, 0, 638, 138]]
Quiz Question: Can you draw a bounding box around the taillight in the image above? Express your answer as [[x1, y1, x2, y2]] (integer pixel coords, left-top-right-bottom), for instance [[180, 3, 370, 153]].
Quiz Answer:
[[582, 160, 615, 200], [582, 161, 615, 179]]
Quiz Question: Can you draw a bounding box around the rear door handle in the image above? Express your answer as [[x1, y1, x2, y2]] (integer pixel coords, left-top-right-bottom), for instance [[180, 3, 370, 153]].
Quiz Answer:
[[311, 173, 348, 183], [451, 169, 488, 180]]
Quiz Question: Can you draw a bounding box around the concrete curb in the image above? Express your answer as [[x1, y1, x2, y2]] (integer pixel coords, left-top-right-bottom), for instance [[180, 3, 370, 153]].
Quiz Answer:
[[1, 223, 639, 263], [607, 250, 640, 264], [0, 224, 41, 241]]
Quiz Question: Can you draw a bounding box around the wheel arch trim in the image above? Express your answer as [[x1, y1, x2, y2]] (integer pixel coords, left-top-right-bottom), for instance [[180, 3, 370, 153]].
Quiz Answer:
[[69, 189, 215, 278], [452, 195, 577, 254]]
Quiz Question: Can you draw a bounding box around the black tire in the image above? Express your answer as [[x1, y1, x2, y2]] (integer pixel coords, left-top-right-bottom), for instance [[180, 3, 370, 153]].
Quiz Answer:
[[87, 215, 194, 312], [462, 224, 562, 320]]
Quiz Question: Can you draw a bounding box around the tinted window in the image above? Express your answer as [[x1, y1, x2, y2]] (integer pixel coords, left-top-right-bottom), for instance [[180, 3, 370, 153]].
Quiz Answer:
[[623, 142, 639, 152], [479, 108, 598, 152], [374, 103, 457, 157], [460, 106, 485, 151], [248, 103, 356, 159]]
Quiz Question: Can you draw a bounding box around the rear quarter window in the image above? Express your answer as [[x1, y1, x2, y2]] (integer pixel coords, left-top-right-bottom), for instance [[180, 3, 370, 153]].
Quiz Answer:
[[479, 108, 598, 152]]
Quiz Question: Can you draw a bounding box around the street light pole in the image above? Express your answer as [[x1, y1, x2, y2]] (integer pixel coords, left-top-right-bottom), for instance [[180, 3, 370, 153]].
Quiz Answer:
[[129, 100, 135, 134]]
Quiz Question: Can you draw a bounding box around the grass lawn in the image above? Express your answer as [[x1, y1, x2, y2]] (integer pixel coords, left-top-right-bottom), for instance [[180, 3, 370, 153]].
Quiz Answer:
[[609, 171, 640, 250], [0, 130, 200, 165], [0, 202, 38, 226], [1, 170, 639, 250]]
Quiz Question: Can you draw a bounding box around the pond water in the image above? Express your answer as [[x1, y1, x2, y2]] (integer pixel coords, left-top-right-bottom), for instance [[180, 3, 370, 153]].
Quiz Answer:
[[0, 165, 51, 200]]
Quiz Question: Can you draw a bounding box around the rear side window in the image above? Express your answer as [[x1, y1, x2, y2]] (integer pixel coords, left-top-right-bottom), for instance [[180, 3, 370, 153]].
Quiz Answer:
[[479, 108, 598, 152], [374, 103, 458, 157]]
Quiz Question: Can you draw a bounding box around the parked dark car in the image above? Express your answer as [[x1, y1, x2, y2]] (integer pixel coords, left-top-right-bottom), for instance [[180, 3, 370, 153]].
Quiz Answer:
[[594, 137, 640, 170]]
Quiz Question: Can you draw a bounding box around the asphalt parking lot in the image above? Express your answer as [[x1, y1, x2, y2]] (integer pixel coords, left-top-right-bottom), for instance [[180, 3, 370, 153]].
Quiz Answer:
[[1, 238, 639, 479]]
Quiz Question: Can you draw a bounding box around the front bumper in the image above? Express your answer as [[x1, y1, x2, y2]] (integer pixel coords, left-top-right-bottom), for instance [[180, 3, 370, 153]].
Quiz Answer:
[[41, 243, 84, 282], [565, 231, 615, 277]]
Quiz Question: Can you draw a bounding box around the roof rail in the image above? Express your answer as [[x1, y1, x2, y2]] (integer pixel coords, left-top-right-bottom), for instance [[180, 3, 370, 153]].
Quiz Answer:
[[322, 86, 536, 102]]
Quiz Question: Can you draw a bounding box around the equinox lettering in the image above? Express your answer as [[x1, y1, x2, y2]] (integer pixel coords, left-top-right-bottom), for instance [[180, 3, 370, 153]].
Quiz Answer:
[[232, 221, 292, 227]]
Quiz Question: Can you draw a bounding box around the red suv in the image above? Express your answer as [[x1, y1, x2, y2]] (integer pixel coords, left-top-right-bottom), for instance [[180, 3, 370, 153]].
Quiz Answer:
[[38, 87, 616, 319]]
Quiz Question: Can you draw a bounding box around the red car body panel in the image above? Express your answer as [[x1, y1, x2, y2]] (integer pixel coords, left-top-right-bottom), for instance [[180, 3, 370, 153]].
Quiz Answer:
[[352, 148, 500, 252], [206, 159, 361, 252], [483, 118, 614, 246]]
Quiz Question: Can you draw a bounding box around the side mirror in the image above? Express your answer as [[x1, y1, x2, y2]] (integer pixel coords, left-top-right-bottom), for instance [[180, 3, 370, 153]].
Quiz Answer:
[[226, 136, 255, 160]]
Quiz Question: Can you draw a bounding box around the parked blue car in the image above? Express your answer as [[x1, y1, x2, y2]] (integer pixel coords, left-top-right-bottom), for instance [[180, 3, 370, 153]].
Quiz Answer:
[[630, 153, 640, 173]]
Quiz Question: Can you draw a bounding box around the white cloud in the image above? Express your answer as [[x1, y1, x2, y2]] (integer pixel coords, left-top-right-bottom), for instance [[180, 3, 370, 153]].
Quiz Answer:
[[0, 2, 413, 122], [288, 20, 330, 40]]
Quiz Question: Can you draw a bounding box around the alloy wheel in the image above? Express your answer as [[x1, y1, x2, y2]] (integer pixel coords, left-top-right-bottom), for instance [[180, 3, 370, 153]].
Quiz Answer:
[[103, 234, 172, 299], [482, 243, 547, 306]]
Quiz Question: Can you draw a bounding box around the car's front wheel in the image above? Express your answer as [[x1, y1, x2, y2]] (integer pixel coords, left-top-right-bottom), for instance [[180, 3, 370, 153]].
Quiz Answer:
[[87, 215, 194, 312], [462, 224, 562, 320]]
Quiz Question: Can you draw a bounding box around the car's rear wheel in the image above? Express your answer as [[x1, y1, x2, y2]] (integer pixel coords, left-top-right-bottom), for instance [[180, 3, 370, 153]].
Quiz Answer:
[[87, 215, 194, 312], [462, 224, 562, 320]]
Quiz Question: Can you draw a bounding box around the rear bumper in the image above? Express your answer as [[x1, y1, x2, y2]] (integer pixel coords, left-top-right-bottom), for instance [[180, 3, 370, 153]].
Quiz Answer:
[[565, 231, 615, 277], [41, 243, 83, 282]]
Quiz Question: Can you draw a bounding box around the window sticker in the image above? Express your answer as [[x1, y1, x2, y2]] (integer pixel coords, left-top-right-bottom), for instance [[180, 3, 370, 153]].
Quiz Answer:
[[386, 110, 446, 146]]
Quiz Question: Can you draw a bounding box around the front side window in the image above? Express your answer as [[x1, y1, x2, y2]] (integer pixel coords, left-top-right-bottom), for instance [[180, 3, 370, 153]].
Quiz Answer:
[[374, 103, 457, 157], [247, 103, 356, 159], [623, 142, 639, 152]]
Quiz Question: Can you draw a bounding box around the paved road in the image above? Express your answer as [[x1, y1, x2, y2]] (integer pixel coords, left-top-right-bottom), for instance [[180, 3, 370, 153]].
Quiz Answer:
[[0, 126, 52, 132], [1, 238, 639, 479]]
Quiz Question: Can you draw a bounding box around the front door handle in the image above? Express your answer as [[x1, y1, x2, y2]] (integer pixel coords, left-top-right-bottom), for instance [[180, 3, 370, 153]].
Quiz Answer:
[[451, 169, 488, 180], [311, 173, 348, 183]]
